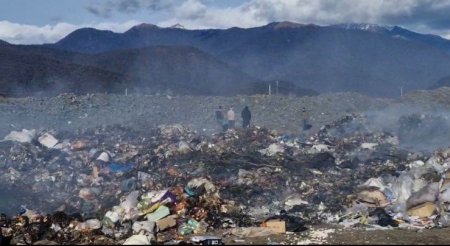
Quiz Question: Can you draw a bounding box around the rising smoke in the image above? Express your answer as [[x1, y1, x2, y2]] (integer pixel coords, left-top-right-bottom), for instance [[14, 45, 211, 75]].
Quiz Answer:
[[361, 104, 450, 152]]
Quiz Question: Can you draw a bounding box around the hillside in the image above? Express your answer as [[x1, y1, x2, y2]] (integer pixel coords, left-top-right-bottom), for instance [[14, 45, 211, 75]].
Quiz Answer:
[[51, 28, 125, 54], [0, 45, 129, 97], [216, 24, 450, 97], [0, 40, 10, 46], [76, 45, 265, 96], [0, 44, 317, 97], [429, 75, 450, 90], [52, 22, 450, 97]]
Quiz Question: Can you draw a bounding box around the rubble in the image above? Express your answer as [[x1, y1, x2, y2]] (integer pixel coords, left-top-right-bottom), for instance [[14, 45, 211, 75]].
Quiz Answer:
[[259, 143, 284, 156], [38, 133, 59, 149], [2, 110, 450, 244], [3, 129, 36, 143], [97, 152, 110, 162], [342, 144, 450, 229], [123, 234, 153, 245]]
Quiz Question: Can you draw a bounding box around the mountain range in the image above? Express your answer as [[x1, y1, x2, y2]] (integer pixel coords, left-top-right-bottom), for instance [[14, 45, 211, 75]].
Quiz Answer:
[[333, 23, 450, 54], [2, 21, 450, 97]]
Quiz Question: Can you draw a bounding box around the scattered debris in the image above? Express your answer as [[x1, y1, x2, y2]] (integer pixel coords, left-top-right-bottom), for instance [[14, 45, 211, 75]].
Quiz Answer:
[[2, 111, 450, 244]]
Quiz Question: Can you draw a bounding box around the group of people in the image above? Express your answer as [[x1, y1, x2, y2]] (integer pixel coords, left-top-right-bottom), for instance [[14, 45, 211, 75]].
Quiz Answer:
[[215, 105, 252, 132], [214, 106, 313, 136]]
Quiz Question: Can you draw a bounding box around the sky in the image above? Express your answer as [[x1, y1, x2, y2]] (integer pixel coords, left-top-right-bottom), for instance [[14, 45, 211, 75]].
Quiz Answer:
[[1, 0, 450, 44]]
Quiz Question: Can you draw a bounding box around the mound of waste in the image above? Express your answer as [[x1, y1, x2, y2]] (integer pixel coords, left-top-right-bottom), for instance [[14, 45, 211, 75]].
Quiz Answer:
[[0, 113, 447, 244]]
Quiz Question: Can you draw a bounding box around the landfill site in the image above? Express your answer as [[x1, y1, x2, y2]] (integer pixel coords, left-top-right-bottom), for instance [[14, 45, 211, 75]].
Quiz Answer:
[[3, 88, 450, 245]]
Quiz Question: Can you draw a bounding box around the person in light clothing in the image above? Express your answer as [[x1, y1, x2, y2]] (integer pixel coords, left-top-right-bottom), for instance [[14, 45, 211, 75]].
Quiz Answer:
[[227, 107, 236, 129]]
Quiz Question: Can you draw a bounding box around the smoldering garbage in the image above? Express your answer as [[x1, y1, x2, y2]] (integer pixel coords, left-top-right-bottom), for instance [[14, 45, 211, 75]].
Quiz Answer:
[[1, 113, 450, 244]]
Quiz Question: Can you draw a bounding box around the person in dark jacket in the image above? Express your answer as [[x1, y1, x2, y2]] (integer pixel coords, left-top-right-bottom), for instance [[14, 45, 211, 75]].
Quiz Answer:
[[241, 106, 252, 128], [215, 106, 226, 132], [302, 108, 312, 130]]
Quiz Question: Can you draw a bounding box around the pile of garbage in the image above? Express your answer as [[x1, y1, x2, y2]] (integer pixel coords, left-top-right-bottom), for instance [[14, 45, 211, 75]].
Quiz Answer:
[[0, 113, 447, 244], [341, 148, 450, 229]]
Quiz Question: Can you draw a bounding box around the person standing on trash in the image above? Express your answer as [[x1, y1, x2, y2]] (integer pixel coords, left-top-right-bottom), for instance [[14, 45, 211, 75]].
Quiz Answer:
[[241, 106, 252, 128], [301, 108, 312, 138], [227, 106, 236, 129], [215, 105, 225, 131]]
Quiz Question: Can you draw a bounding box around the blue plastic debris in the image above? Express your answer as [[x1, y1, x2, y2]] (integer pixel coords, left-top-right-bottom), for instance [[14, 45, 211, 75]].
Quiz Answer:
[[108, 163, 135, 174], [184, 187, 196, 197]]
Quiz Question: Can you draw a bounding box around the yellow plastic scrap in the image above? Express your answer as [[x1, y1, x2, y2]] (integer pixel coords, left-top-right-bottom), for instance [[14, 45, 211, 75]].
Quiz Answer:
[[138, 202, 160, 216], [394, 219, 405, 224], [407, 202, 437, 218], [92, 165, 99, 178], [356, 188, 389, 208], [359, 214, 369, 225]]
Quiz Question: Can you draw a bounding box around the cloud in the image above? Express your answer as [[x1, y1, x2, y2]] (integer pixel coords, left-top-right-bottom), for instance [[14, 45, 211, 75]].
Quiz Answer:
[[83, 0, 450, 38], [86, 4, 113, 18], [157, 0, 450, 37], [3, 0, 450, 44], [0, 20, 140, 44], [380, 0, 450, 30], [174, 0, 208, 19], [86, 0, 177, 18]]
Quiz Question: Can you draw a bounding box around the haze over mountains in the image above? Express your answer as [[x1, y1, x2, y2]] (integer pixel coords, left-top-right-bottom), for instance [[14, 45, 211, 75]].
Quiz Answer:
[[2, 21, 450, 97]]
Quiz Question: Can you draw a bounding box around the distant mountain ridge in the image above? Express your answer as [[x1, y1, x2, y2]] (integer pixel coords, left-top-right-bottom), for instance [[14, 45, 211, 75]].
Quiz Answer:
[[54, 21, 450, 97], [332, 23, 450, 54], [2, 21, 450, 97], [332, 23, 394, 33], [54, 21, 450, 55], [0, 40, 10, 46]]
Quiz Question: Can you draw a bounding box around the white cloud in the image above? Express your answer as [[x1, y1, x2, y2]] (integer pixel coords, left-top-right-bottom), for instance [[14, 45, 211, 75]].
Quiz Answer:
[[442, 32, 450, 40], [174, 0, 208, 19], [86, 0, 177, 17], [0, 21, 77, 44], [159, 0, 450, 36], [0, 20, 141, 44], [2, 0, 450, 44], [91, 20, 142, 32]]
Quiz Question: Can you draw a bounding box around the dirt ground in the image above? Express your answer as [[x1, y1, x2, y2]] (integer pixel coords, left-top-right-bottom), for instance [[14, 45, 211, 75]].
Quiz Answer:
[[220, 224, 450, 245]]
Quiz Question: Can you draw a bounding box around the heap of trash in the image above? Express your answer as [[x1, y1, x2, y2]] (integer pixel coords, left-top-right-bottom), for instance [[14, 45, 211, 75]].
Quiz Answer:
[[341, 148, 450, 229], [1, 113, 449, 244]]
